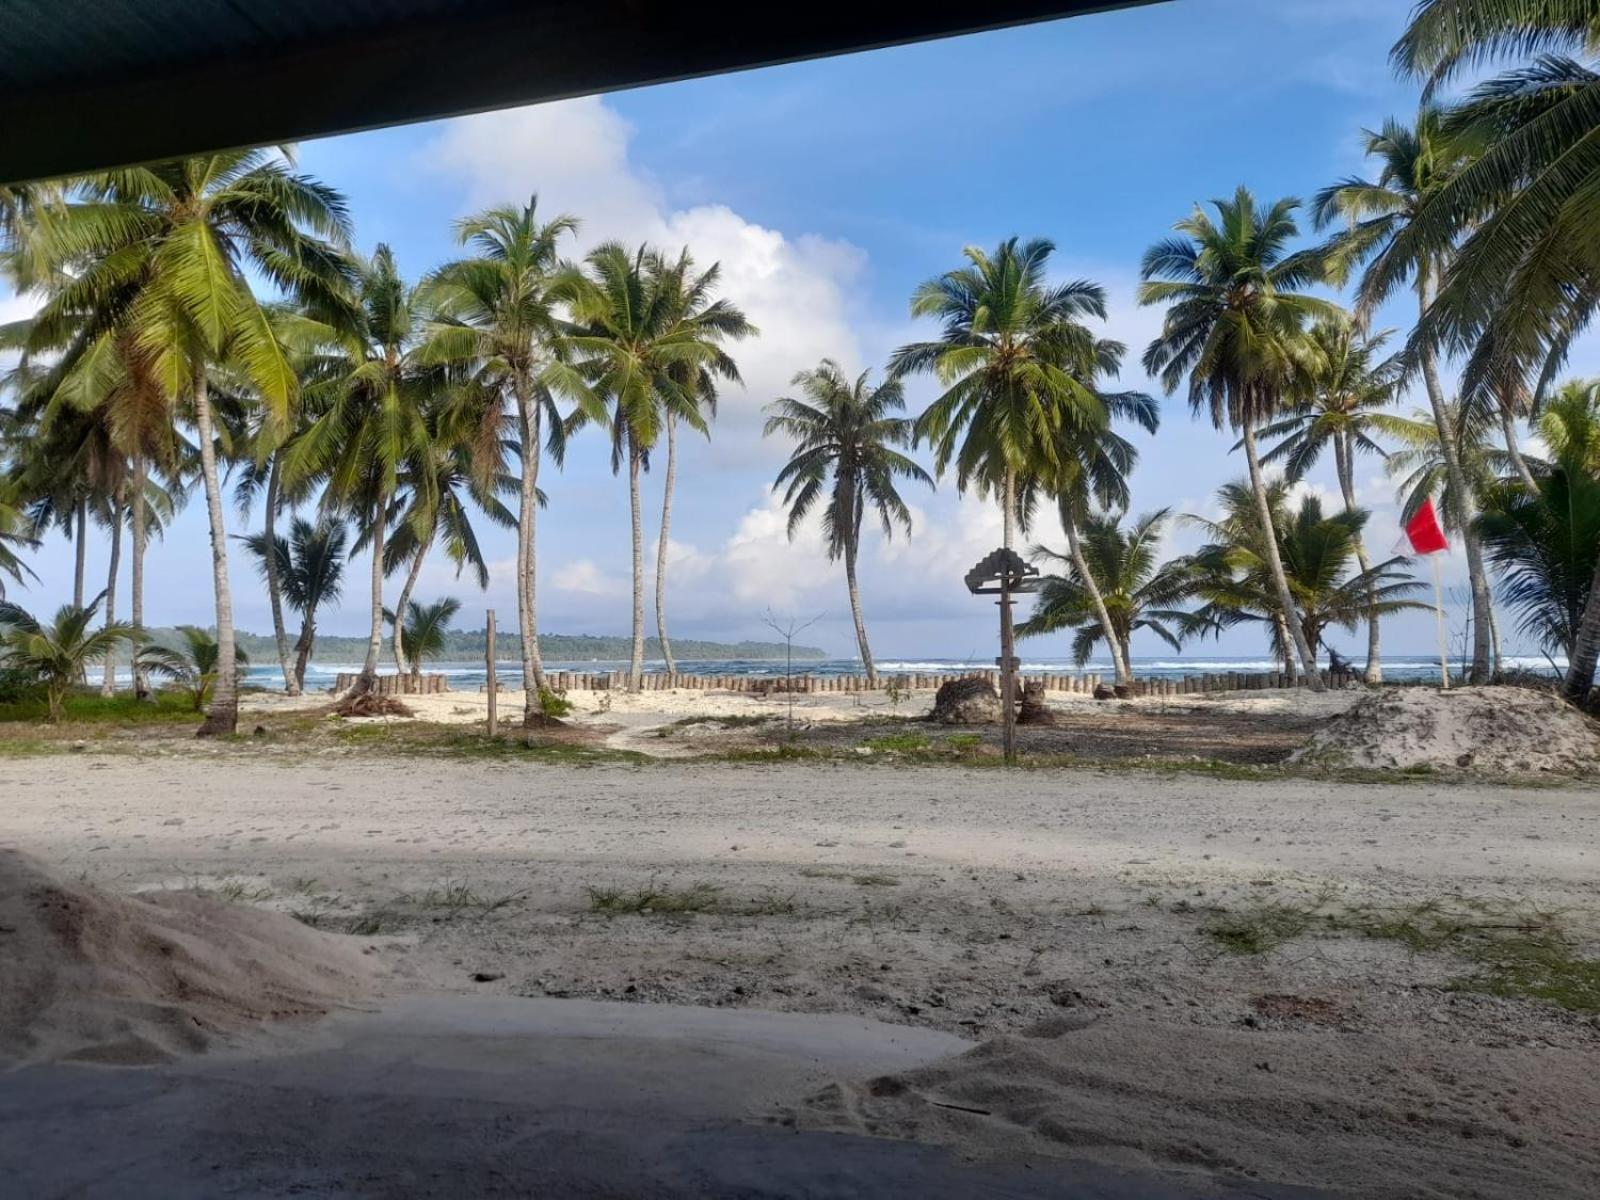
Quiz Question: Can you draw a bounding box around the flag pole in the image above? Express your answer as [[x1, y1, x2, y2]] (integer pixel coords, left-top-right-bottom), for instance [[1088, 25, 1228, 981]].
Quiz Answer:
[[1429, 553, 1449, 689]]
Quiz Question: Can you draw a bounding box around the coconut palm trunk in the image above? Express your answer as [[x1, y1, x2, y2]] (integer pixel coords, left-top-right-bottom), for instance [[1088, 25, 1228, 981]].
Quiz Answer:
[[627, 432, 646, 690], [1335, 435, 1382, 684], [262, 457, 299, 695], [73, 498, 87, 609], [843, 519, 876, 683], [1242, 424, 1324, 691], [515, 392, 548, 724], [1417, 269, 1493, 684], [99, 498, 122, 697], [1564, 558, 1600, 704], [1002, 468, 1017, 551], [1500, 405, 1540, 494], [354, 491, 388, 693], [392, 544, 428, 677], [293, 619, 316, 692], [192, 366, 240, 736], [130, 457, 148, 700], [1061, 507, 1132, 687], [655, 415, 678, 676]]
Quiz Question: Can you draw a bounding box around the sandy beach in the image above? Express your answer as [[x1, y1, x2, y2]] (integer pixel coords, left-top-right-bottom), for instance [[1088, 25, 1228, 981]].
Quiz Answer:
[[4, 686, 1599, 1196]]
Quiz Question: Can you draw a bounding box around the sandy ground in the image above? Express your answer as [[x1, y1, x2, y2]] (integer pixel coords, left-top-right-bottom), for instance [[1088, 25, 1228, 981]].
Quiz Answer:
[[2, 741, 1598, 1193]]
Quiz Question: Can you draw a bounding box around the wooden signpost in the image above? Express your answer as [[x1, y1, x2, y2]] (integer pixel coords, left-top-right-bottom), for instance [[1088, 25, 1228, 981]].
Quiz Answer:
[[485, 609, 498, 737], [964, 548, 1040, 764]]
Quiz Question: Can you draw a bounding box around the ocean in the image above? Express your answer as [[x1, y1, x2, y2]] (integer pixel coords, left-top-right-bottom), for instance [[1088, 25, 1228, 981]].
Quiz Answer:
[[238, 653, 1567, 691]]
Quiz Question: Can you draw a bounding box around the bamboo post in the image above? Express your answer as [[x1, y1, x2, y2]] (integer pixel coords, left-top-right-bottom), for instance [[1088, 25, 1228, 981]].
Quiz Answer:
[[485, 609, 498, 737]]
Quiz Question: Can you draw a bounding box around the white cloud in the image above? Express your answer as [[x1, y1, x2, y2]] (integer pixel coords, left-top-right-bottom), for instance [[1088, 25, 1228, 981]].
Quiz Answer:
[[426, 98, 866, 437], [552, 558, 625, 596]]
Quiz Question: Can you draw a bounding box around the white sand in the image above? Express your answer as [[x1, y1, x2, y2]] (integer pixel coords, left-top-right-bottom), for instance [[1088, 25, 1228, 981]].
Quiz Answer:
[[1294, 685, 1600, 774], [0, 847, 378, 1065]]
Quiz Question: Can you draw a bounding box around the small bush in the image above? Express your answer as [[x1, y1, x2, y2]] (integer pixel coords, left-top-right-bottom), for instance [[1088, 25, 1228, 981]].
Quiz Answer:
[[539, 687, 574, 718], [0, 666, 43, 705]]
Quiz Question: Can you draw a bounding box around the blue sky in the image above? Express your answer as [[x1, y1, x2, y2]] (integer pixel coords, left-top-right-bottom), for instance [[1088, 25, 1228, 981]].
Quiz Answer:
[[8, 0, 1590, 662]]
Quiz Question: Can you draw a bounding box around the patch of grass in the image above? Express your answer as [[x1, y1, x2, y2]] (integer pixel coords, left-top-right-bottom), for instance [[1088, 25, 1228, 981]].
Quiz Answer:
[[1203, 900, 1328, 955], [1465, 937, 1600, 1012], [798, 867, 900, 886], [214, 878, 274, 903], [665, 714, 775, 731], [326, 722, 649, 766], [943, 733, 983, 752], [0, 690, 198, 726], [398, 878, 524, 915], [587, 881, 723, 915], [861, 732, 932, 753]]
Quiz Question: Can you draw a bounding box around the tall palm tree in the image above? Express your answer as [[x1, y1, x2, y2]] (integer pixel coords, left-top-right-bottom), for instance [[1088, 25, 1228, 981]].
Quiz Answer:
[[567, 243, 750, 689], [0, 595, 136, 723], [650, 249, 753, 675], [1185, 487, 1427, 671], [18, 153, 352, 733], [1139, 187, 1336, 690], [1257, 316, 1403, 681], [764, 359, 932, 682], [1314, 110, 1497, 682], [285, 245, 435, 696], [889, 237, 1111, 551], [244, 516, 347, 691], [421, 197, 592, 724], [1018, 509, 1198, 671], [1016, 338, 1160, 688]]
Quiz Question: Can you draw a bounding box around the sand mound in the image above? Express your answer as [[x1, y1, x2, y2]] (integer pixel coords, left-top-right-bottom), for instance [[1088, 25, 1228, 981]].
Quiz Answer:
[[0, 849, 377, 1065], [792, 1016, 1600, 1198], [1290, 685, 1600, 774]]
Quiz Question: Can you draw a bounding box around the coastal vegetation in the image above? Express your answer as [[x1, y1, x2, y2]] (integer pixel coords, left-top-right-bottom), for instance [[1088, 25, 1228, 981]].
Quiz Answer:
[[3, 0, 1600, 729]]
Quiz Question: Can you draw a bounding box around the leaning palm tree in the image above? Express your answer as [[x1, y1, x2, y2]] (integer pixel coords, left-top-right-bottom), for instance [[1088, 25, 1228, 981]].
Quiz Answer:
[[1015, 337, 1160, 688], [1258, 316, 1403, 681], [284, 245, 437, 697], [0, 596, 136, 723], [244, 516, 347, 691], [1018, 509, 1198, 672], [1139, 187, 1336, 689], [1314, 110, 1496, 682], [764, 359, 932, 682], [649, 249, 753, 675], [18, 152, 353, 733], [421, 197, 593, 724], [890, 237, 1112, 551], [386, 596, 463, 681], [567, 243, 750, 689]]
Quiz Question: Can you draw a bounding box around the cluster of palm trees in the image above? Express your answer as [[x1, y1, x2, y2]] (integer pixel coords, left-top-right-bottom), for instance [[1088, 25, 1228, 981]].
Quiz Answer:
[[5, 0, 1600, 724], [763, 1, 1600, 705], [1, 161, 752, 732]]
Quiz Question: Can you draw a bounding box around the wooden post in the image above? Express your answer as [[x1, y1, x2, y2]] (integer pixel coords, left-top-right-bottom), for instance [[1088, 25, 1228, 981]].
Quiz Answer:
[[485, 609, 498, 737]]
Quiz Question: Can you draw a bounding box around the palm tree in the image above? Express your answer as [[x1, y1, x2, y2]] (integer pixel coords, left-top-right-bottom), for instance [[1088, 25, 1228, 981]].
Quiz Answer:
[[889, 237, 1111, 551], [1257, 316, 1403, 682], [386, 596, 462, 681], [1314, 110, 1497, 682], [0, 478, 38, 597], [1504, 378, 1600, 701], [244, 516, 347, 691], [139, 626, 252, 713], [650, 249, 753, 676], [764, 359, 931, 682], [1016, 338, 1160, 688], [1185, 487, 1428, 670], [1018, 509, 1198, 671], [421, 197, 593, 724], [381, 436, 518, 676], [1390, 5, 1600, 399], [567, 243, 751, 689], [18, 153, 352, 733], [1139, 187, 1337, 690], [285, 245, 436, 697], [0, 595, 136, 723]]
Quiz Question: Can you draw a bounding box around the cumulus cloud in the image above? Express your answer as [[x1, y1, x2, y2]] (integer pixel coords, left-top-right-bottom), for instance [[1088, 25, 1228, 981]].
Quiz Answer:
[[552, 559, 625, 596], [426, 98, 866, 437]]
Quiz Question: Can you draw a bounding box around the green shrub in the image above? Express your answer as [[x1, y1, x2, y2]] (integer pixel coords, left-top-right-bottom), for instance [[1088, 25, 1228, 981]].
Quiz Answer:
[[539, 687, 574, 718]]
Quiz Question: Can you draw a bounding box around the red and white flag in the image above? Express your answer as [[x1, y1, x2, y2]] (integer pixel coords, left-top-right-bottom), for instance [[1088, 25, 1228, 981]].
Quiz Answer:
[[1395, 497, 1449, 556]]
